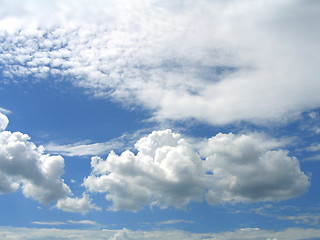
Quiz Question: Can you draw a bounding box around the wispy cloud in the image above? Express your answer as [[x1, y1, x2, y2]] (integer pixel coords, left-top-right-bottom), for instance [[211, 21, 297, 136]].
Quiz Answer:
[[68, 220, 99, 225], [156, 219, 194, 226], [32, 221, 65, 226], [278, 214, 320, 226], [0, 107, 11, 115], [45, 130, 148, 157]]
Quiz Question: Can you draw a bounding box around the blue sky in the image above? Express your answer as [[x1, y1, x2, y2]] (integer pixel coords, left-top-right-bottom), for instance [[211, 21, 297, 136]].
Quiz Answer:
[[0, 0, 320, 239]]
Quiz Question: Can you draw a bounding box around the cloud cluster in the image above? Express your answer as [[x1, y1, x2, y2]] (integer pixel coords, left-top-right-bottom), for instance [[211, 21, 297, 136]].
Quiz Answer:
[[0, 113, 98, 213], [83, 130, 310, 211], [1, 226, 320, 240], [1, 0, 320, 125]]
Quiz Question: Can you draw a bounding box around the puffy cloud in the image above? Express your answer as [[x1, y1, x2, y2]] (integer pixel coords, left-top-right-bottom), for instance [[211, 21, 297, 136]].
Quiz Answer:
[[0, 113, 99, 214], [84, 130, 206, 211], [83, 130, 310, 211], [56, 193, 101, 214], [0, 1, 320, 125], [200, 133, 310, 204], [0, 129, 71, 203]]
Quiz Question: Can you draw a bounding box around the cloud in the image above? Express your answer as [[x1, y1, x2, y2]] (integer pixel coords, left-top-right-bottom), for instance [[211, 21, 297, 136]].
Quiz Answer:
[[200, 133, 310, 204], [56, 193, 101, 214], [83, 130, 310, 211], [1, 1, 320, 125], [67, 220, 98, 225], [0, 128, 71, 203], [0, 113, 99, 214], [156, 219, 194, 226], [32, 221, 65, 226], [0, 112, 8, 131], [1, 226, 320, 240], [0, 107, 11, 115], [278, 214, 320, 226], [84, 130, 206, 211]]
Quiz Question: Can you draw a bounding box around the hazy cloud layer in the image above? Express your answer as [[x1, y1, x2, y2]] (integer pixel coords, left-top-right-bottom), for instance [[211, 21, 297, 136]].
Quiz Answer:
[[83, 130, 310, 211], [1, 226, 320, 240], [1, 0, 320, 125]]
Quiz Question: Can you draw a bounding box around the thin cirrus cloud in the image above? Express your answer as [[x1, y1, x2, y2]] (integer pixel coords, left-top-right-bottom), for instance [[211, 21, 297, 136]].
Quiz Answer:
[[83, 129, 310, 211], [0, 112, 99, 214], [0, 0, 319, 125]]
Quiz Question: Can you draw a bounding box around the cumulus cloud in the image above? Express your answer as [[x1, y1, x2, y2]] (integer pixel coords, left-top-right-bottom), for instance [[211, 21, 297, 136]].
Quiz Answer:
[[56, 193, 101, 214], [84, 130, 206, 211], [83, 130, 310, 211], [0, 129, 71, 203], [200, 133, 310, 204], [0, 113, 99, 213], [0, 1, 320, 125]]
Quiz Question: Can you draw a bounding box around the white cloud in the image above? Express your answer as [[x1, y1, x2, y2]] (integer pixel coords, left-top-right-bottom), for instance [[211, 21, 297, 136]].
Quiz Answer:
[[84, 130, 206, 211], [1, 226, 320, 240], [32, 221, 65, 226], [305, 143, 320, 152], [0, 112, 9, 131], [278, 214, 320, 226], [0, 1, 319, 125], [0, 128, 71, 203], [0, 113, 99, 214], [200, 133, 310, 204], [56, 192, 101, 214], [45, 138, 126, 157], [68, 220, 98, 225], [156, 219, 194, 226], [83, 130, 310, 211], [0, 107, 11, 115]]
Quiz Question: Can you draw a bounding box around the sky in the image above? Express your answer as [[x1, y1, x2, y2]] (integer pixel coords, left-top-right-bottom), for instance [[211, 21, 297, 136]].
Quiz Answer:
[[0, 0, 320, 239]]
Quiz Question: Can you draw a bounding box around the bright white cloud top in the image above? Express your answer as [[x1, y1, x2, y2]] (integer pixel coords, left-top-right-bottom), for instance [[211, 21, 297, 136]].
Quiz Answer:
[[0, 0, 320, 239]]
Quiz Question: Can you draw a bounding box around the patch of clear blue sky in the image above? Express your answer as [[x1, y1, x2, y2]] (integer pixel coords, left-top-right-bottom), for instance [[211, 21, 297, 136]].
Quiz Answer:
[[0, 76, 153, 144]]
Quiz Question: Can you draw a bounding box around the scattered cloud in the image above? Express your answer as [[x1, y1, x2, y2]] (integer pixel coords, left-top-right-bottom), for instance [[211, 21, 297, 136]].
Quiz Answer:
[[1, 1, 320, 126], [83, 130, 310, 211], [278, 214, 320, 226], [56, 193, 101, 214], [1, 226, 320, 240], [305, 144, 320, 152]]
